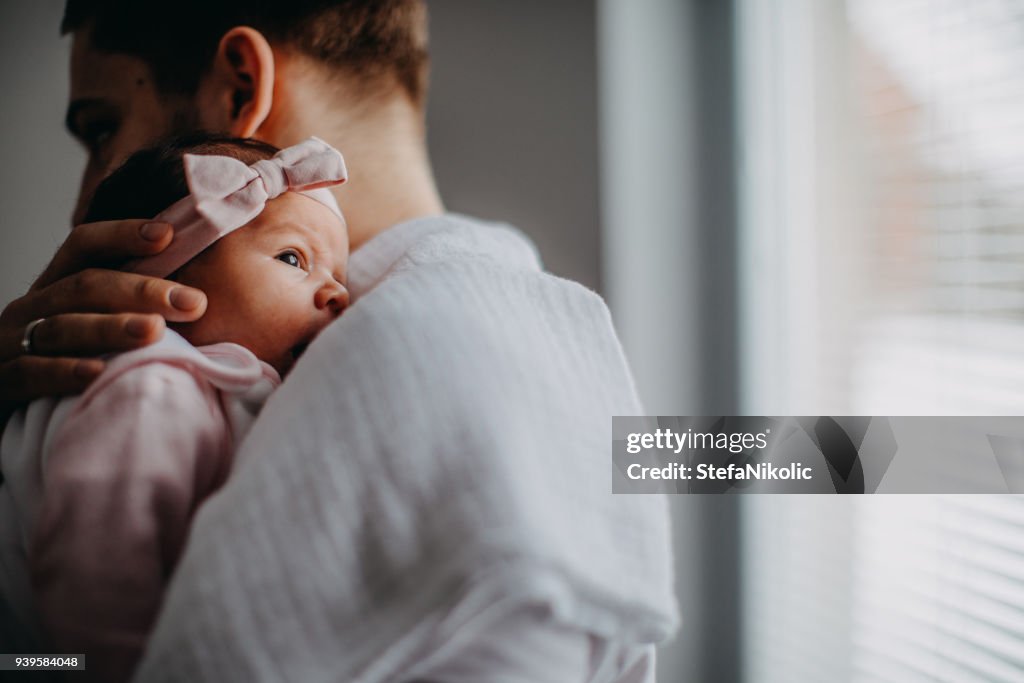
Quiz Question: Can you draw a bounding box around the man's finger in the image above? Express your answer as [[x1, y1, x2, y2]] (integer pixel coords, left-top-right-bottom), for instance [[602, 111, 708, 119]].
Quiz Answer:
[[10, 269, 206, 323], [0, 313, 166, 359], [32, 220, 174, 291], [0, 356, 105, 403]]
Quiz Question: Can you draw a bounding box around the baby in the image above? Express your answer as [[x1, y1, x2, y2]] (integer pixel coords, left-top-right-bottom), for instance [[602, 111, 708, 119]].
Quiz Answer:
[[0, 134, 349, 680]]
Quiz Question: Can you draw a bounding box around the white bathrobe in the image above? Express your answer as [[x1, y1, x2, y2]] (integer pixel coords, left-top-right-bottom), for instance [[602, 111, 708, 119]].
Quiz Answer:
[[133, 214, 679, 682]]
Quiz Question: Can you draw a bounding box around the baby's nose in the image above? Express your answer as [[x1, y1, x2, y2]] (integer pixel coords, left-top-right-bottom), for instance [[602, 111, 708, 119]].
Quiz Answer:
[[315, 280, 349, 316]]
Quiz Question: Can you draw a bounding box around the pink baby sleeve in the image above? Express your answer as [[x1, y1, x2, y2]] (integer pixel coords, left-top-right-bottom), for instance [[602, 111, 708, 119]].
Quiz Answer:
[[30, 361, 232, 683]]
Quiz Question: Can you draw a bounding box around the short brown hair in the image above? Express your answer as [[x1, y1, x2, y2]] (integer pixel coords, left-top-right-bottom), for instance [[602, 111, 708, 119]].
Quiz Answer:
[[61, 0, 429, 106]]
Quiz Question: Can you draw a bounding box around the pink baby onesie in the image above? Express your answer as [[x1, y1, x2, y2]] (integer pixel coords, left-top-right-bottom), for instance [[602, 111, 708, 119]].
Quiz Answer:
[[0, 329, 279, 681]]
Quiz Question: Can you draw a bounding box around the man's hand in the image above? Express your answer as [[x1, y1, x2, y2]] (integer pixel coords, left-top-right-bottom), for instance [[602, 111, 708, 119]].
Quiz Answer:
[[0, 219, 207, 415]]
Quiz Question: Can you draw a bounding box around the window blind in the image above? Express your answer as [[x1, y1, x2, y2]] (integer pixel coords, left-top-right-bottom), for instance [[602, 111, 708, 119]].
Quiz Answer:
[[744, 496, 1024, 683], [739, 0, 1024, 681], [849, 0, 1024, 412]]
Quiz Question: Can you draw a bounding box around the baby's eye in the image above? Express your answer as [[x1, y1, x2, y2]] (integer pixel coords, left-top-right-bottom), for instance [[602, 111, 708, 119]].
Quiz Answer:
[[276, 251, 303, 269]]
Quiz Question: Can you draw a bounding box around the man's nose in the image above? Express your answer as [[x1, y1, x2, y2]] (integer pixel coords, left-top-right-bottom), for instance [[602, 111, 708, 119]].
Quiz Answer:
[[71, 196, 89, 228], [315, 280, 349, 317], [71, 167, 103, 227]]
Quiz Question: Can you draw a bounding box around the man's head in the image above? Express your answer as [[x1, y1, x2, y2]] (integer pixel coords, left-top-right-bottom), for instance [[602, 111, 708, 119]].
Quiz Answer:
[[63, 0, 429, 224]]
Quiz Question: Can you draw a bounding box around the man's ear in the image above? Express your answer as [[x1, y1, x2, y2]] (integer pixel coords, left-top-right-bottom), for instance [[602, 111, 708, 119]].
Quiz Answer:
[[197, 27, 275, 138]]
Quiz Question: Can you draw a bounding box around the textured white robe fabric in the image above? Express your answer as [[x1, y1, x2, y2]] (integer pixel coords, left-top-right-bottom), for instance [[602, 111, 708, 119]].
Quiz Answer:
[[134, 214, 679, 682]]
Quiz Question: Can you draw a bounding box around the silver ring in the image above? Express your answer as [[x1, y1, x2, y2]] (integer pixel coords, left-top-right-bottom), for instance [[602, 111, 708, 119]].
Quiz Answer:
[[20, 318, 46, 355]]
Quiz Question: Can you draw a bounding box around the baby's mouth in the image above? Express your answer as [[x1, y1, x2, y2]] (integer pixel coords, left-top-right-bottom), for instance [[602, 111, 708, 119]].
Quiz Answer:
[[288, 326, 326, 367]]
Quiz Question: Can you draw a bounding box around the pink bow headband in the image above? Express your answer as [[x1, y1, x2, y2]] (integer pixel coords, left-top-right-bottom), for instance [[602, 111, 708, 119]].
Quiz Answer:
[[126, 136, 348, 278]]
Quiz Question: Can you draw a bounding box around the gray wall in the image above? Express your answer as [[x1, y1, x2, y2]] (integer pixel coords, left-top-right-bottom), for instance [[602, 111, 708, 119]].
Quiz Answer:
[[0, 0, 602, 308], [427, 0, 601, 291], [0, 1, 83, 308]]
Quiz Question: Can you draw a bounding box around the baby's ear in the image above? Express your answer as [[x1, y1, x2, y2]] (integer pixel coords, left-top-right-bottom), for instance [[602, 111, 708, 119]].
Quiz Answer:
[[194, 27, 276, 138]]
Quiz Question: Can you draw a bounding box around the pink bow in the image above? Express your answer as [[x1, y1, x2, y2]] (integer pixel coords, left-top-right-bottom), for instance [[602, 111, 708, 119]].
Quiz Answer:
[[127, 137, 348, 278]]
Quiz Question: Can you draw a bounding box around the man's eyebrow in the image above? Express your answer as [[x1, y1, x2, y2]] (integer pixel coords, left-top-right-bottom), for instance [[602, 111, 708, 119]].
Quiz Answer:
[[64, 98, 108, 138]]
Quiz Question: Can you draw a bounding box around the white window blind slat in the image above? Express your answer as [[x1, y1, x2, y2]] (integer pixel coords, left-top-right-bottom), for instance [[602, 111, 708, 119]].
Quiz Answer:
[[745, 497, 1024, 682]]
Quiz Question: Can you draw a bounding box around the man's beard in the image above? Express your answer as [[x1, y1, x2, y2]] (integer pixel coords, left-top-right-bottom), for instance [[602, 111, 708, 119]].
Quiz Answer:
[[166, 98, 203, 138]]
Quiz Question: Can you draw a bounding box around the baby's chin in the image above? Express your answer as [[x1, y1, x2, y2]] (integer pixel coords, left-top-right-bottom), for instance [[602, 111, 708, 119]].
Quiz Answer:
[[273, 340, 313, 377]]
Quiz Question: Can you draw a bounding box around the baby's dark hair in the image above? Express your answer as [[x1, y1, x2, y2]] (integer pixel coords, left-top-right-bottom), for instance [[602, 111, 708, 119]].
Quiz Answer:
[[83, 133, 281, 224]]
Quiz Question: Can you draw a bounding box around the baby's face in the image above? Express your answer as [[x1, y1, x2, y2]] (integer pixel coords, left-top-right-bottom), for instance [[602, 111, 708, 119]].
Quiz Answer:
[[171, 192, 349, 375]]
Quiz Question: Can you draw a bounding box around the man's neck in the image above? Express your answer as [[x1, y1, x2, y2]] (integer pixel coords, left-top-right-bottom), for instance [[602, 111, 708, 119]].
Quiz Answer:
[[323, 108, 445, 250], [261, 65, 445, 250]]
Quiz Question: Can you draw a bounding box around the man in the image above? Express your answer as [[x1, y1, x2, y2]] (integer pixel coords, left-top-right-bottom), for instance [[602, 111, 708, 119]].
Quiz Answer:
[[0, 1, 678, 680]]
